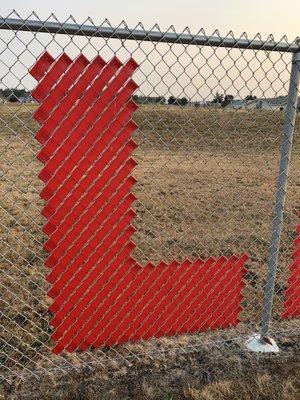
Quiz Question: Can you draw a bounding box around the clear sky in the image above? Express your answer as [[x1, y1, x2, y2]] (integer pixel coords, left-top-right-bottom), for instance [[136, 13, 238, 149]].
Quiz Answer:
[[1, 0, 300, 41], [0, 1, 299, 100]]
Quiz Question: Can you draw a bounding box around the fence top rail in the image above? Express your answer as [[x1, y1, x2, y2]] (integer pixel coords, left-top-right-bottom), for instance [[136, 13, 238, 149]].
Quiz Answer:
[[0, 17, 300, 54]]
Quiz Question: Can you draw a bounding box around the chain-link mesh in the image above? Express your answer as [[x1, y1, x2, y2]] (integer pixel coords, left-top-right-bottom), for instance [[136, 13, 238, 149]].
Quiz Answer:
[[0, 10, 299, 391]]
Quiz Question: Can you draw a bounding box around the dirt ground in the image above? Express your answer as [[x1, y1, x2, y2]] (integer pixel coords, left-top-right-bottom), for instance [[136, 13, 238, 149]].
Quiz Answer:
[[2, 335, 300, 400], [0, 103, 299, 398]]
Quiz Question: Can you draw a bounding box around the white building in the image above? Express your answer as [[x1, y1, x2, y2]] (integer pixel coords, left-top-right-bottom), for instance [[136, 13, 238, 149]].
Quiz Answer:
[[229, 96, 300, 111], [229, 99, 257, 110], [256, 96, 287, 111]]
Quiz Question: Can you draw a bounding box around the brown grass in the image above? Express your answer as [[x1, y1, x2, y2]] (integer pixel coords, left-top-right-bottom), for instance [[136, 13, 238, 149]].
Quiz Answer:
[[0, 103, 299, 398], [2, 335, 300, 399]]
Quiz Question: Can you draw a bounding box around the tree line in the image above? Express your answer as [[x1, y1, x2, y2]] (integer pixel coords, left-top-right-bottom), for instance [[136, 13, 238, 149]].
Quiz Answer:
[[133, 93, 257, 107], [1, 88, 258, 107], [0, 88, 32, 102], [132, 95, 188, 106], [212, 92, 257, 107]]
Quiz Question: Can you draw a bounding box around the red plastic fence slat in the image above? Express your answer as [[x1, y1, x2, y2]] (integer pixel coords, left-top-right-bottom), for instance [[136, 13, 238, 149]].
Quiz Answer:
[[44, 175, 137, 253], [29, 51, 55, 81], [34, 54, 89, 123], [199, 260, 247, 330], [84, 262, 168, 346], [47, 207, 135, 287], [52, 245, 136, 345], [121, 261, 201, 342], [131, 260, 205, 341], [35, 56, 106, 144], [47, 201, 136, 289], [199, 290, 243, 332], [107, 261, 184, 345], [44, 171, 136, 251], [78, 260, 157, 348], [126, 259, 222, 340], [53, 258, 137, 354], [40, 133, 136, 226], [87, 256, 245, 351], [151, 258, 223, 338], [39, 101, 137, 183], [43, 157, 137, 236], [31, 52, 248, 354], [40, 110, 137, 200], [42, 144, 137, 228], [112, 262, 181, 343], [292, 248, 300, 259], [48, 226, 136, 318], [285, 285, 300, 301], [37, 57, 133, 163], [283, 299, 300, 318], [145, 260, 215, 337], [41, 133, 136, 231], [183, 263, 245, 334], [36, 56, 119, 146], [84, 260, 208, 348], [113, 259, 221, 344], [32, 53, 72, 101], [52, 246, 135, 341], [167, 258, 236, 336], [282, 215, 300, 319], [66, 261, 137, 352], [53, 249, 136, 346], [130, 264, 243, 342], [62, 261, 151, 351], [51, 234, 137, 351], [88, 256, 247, 349], [45, 196, 136, 280]]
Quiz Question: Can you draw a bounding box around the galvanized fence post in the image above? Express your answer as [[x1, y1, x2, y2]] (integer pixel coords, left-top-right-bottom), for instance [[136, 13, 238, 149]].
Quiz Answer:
[[260, 51, 300, 339]]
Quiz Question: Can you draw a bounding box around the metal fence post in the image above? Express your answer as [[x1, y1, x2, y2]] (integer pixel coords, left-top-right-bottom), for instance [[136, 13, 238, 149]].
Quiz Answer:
[[260, 51, 300, 339]]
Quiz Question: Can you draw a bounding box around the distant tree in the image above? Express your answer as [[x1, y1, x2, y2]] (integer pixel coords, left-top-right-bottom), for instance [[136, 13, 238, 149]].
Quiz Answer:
[[0, 88, 30, 102], [168, 96, 188, 106], [222, 94, 234, 107], [245, 94, 257, 101], [168, 96, 176, 105], [132, 95, 166, 104], [132, 94, 140, 103], [179, 97, 188, 106], [212, 91, 224, 104]]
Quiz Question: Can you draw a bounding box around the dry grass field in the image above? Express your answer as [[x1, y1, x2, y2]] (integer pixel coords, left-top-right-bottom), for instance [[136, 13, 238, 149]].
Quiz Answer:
[[0, 103, 299, 399]]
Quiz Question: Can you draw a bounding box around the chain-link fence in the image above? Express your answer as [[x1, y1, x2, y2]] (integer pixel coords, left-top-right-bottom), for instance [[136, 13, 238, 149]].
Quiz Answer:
[[0, 10, 299, 390]]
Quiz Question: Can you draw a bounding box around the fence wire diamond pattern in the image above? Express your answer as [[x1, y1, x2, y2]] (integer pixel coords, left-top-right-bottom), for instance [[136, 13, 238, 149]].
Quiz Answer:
[[0, 10, 299, 384]]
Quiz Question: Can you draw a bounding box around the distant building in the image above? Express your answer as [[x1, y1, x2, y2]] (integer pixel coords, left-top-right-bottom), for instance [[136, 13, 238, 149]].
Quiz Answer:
[[193, 101, 209, 108], [19, 94, 37, 104], [256, 96, 287, 111], [229, 99, 257, 110], [229, 96, 300, 111]]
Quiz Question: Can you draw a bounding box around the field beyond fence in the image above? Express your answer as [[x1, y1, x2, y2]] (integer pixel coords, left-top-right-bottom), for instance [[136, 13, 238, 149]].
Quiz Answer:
[[0, 13, 300, 399]]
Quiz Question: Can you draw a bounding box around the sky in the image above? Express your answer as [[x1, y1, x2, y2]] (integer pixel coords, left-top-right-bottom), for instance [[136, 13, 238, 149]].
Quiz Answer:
[[1, 0, 300, 41], [0, 1, 299, 100]]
